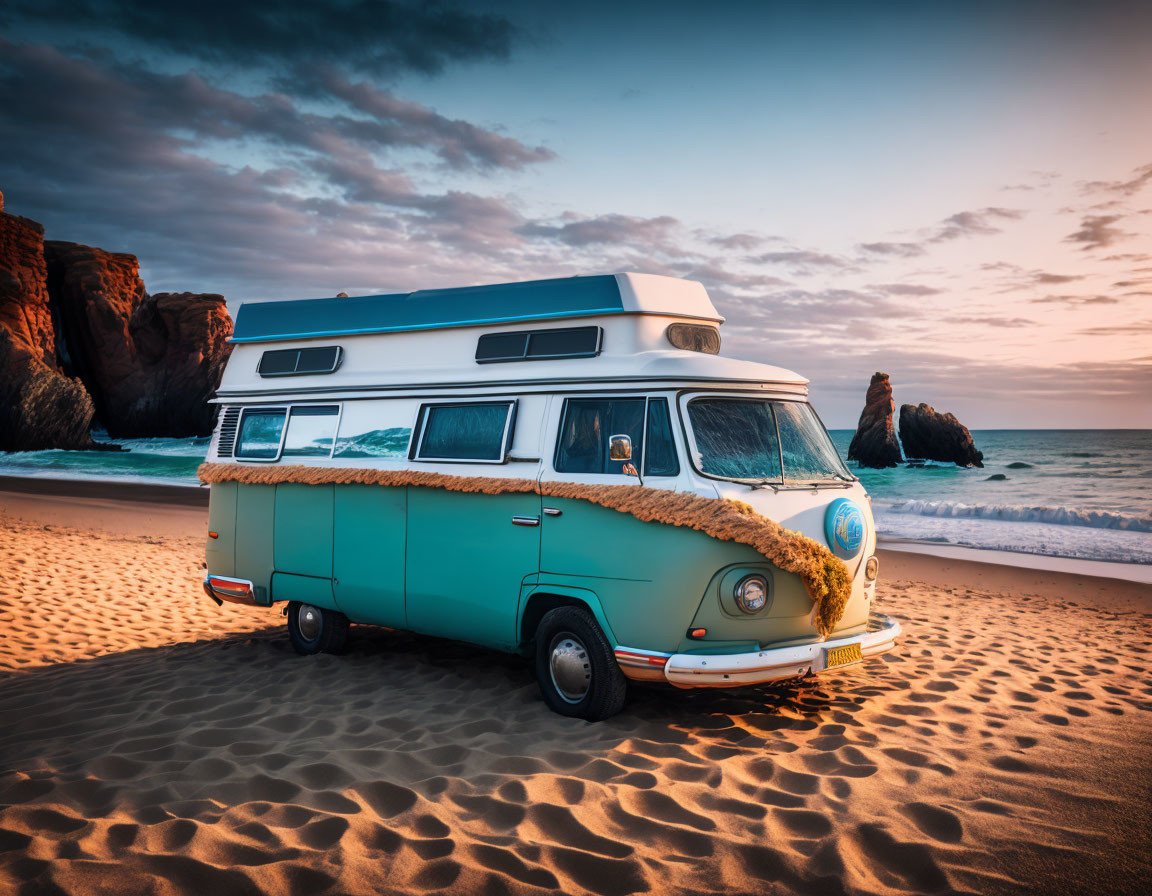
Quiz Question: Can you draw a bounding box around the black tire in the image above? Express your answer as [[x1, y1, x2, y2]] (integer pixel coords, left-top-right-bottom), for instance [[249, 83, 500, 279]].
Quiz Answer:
[[286, 601, 349, 656], [535, 606, 627, 721]]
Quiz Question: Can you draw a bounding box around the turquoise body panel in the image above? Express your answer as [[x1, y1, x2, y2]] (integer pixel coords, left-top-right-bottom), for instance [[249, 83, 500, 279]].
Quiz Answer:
[[540, 496, 769, 653], [206, 482, 237, 577], [207, 480, 836, 657], [404, 487, 541, 650], [274, 484, 333, 579], [272, 571, 334, 607], [333, 485, 406, 627], [235, 484, 275, 599]]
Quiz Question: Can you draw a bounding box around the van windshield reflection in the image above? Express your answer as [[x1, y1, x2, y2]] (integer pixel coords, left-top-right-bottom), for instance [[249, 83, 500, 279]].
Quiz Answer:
[[687, 398, 851, 483]]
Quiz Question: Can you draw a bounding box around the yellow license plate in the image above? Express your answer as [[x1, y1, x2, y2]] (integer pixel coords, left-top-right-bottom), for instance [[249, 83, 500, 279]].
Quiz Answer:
[[825, 643, 863, 668]]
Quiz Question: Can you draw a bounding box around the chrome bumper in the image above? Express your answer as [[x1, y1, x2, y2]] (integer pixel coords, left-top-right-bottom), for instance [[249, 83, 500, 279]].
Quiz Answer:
[[615, 613, 903, 688], [202, 574, 259, 607]]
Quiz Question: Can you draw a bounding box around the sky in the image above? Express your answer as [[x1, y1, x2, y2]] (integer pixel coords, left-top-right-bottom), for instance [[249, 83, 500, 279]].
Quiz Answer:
[[1, 0, 1149, 428]]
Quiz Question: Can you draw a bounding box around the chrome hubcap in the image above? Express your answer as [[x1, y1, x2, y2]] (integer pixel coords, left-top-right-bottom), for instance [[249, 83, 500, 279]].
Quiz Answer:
[[297, 604, 321, 641], [549, 633, 591, 704]]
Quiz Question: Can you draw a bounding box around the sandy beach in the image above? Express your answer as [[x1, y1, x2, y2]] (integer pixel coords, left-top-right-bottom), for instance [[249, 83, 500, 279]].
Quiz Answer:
[[1, 479, 1150, 895]]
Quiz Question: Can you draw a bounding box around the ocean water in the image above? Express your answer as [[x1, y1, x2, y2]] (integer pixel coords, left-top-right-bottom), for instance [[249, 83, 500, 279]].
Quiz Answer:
[[1, 429, 1149, 565], [830, 429, 1152, 565]]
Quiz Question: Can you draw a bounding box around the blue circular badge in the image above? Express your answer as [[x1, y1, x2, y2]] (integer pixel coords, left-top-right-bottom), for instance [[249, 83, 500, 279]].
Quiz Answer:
[[825, 498, 865, 559]]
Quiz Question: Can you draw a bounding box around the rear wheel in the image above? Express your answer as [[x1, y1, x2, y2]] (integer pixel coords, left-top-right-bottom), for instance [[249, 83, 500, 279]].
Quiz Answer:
[[535, 606, 627, 721], [287, 601, 349, 655]]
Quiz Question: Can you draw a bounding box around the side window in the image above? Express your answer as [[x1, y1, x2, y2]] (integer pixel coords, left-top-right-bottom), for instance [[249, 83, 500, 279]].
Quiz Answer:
[[282, 406, 339, 458], [555, 398, 646, 475], [334, 401, 413, 459], [414, 401, 515, 462], [644, 399, 680, 477], [236, 408, 287, 459]]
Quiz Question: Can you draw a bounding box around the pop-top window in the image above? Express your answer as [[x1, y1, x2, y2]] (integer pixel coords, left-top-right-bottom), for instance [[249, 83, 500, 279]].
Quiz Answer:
[[476, 326, 601, 363], [666, 323, 720, 354], [282, 406, 340, 458], [258, 346, 343, 377], [414, 402, 516, 462], [236, 408, 287, 459], [555, 397, 679, 477]]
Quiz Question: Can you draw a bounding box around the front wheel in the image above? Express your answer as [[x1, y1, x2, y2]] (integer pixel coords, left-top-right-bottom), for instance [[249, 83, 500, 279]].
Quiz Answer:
[[286, 601, 349, 655], [535, 606, 627, 721]]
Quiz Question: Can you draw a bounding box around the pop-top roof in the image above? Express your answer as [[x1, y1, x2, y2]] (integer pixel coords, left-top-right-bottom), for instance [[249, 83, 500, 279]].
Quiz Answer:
[[230, 273, 723, 343]]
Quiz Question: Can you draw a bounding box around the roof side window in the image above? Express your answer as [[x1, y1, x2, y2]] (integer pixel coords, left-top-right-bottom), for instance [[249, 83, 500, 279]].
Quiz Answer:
[[476, 326, 601, 363], [413, 401, 516, 463], [258, 346, 343, 376]]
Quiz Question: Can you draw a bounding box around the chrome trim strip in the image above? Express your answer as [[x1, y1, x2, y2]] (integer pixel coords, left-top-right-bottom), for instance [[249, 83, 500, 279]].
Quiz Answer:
[[213, 375, 810, 401]]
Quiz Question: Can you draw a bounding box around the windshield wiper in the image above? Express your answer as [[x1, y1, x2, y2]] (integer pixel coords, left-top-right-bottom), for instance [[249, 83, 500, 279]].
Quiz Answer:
[[748, 479, 779, 491]]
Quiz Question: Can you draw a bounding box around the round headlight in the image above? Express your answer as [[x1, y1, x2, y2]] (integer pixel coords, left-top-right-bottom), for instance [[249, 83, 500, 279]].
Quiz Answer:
[[865, 556, 879, 582], [734, 574, 768, 614]]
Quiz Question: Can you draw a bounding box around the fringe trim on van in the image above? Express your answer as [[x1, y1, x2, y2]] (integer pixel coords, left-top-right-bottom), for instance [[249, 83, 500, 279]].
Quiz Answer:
[[197, 463, 852, 637]]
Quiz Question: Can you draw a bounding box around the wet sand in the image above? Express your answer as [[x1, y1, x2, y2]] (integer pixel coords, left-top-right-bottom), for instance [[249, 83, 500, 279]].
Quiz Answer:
[[1, 480, 1150, 894]]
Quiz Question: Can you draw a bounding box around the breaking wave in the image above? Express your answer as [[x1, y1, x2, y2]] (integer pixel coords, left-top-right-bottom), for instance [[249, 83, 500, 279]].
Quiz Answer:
[[885, 500, 1152, 533]]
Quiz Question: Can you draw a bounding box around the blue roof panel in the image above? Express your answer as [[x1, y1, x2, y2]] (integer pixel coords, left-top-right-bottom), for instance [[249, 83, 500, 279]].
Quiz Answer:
[[231, 275, 625, 343]]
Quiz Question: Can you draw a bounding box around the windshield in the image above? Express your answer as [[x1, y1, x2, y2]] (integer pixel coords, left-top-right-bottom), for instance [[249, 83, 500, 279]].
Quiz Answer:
[[687, 398, 850, 482]]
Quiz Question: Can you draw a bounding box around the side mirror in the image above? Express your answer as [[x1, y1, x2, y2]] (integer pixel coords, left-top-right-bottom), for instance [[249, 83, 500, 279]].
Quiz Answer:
[[608, 434, 632, 461]]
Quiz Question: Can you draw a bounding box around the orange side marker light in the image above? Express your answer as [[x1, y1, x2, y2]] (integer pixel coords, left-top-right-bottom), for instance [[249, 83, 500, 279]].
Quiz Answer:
[[208, 531, 219, 539]]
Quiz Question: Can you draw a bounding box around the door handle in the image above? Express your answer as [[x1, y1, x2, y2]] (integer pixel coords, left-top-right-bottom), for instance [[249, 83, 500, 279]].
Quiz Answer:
[[542, 507, 562, 517], [511, 516, 540, 527]]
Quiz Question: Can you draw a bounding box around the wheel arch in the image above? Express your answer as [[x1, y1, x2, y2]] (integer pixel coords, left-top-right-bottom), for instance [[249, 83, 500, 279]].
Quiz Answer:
[[518, 585, 617, 650]]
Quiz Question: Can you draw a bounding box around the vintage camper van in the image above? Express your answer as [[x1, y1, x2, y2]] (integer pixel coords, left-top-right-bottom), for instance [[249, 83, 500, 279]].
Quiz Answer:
[[200, 273, 901, 720]]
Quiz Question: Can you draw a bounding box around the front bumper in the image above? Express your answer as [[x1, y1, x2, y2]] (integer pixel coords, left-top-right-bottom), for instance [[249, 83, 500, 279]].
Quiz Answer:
[[615, 613, 903, 688]]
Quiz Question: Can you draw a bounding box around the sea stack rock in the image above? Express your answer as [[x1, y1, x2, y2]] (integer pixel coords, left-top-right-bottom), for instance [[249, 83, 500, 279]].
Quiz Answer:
[[0, 210, 96, 450], [44, 242, 233, 437], [898, 403, 984, 468], [847, 372, 903, 468]]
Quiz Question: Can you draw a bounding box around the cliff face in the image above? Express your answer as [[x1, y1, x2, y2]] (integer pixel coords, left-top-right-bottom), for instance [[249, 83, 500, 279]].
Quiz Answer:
[[0, 194, 233, 450], [44, 243, 233, 438], [899, 403, 984, 468], [0, 212, 96, 450], [847, 372, 903, 468]]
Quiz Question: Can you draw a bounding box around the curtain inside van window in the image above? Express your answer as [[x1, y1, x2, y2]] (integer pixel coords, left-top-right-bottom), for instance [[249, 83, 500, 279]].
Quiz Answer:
[[419, 403, 510, 461], [556, 399, 645, 475]]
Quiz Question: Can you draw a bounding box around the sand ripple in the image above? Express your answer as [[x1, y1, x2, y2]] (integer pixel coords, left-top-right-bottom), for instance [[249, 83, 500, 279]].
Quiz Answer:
[[1, 519, 1151, 894]]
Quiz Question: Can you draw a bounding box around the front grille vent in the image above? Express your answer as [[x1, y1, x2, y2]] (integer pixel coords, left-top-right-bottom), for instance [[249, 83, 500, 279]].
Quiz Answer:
[[217, 406, 242, 458]]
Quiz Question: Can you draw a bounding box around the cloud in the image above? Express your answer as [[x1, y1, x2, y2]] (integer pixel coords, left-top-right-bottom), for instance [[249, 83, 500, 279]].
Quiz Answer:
[[930, 207, 1025, 242], [748, 250, 854, 274], [857, 241, 926, 259], [942, 315, 1034, 328], [1029, 294, 1118, 305], [0, 38, 555, 296], [1032, 271, 1083, 284], [5, 0, 517, 78], [869, 283, 942, 297], [1064, 214, 1131, 250], [1082, 162, 1152, 198], [1077, 318, 1152, 336], [707, 232, 771, 250], [517, 213, 680, 249]]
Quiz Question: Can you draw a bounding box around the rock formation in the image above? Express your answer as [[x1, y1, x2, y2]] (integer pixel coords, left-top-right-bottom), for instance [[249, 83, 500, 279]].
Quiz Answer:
[[847, 372, 903, 468], [1, 192, 233, 450], [899, 403, 984, 468], [0, 210, 97, 450], [44, 243, 232, 438]]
